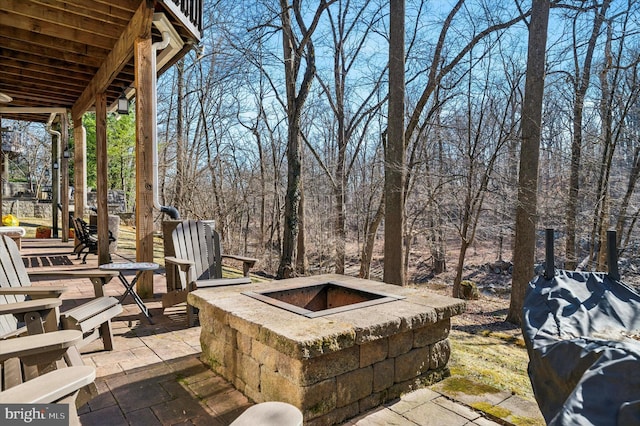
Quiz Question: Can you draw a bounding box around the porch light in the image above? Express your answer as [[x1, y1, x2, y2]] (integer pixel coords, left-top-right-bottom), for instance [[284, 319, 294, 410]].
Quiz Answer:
[[117, 92, 129, 115], [44, 168, 50, 179], [52, 161, 59, 170], [63, 147, 71, 159]]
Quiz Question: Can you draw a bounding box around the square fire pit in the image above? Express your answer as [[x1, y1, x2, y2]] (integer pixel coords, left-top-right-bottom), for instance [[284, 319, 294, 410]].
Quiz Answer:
[[189, 274, 465, 425], [243, 281, 405, 318]]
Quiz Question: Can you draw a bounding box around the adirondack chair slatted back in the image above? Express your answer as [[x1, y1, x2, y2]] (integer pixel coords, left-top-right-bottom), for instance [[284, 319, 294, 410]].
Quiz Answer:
[[172, 220, 223, 284], [0, 236, 34, 336]]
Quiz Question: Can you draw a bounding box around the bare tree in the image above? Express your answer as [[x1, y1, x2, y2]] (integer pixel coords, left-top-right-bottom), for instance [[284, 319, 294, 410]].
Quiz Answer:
[[565, 0, 612, 269], [385, 0, 405, 285], [277, 0, 335, 278], [308, 0, 387, 274], [507, 0, 550, 326]]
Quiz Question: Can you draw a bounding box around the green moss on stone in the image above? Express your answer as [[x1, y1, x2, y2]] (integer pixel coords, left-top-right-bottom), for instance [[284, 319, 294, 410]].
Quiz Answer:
[[441, 377, 501, 396], [471, 402, 512, 418], [509, 415, 545, 426]]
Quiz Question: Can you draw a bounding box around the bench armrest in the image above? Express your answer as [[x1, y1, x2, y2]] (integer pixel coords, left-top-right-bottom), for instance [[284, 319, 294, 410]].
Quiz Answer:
[[0, 298, 62, 316], [0, 330, 83, 361], [0, 286, 66, 298], [0, 365, 95, 404], [222, 254, 258, 277], [29, 269, 119, 297], [29, 269, 119, 281], [165, 256, 195, 271]]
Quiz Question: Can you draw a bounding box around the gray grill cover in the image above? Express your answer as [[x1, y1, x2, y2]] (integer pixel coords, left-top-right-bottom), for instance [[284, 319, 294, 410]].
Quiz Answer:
[[523, 270, 640, 425]]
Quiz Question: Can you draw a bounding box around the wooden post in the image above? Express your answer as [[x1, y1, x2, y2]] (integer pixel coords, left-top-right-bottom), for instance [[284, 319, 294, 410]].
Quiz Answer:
[[73, 117, 86, 224], [134, 35, 155, 298], [61, 113, 70, 242], [0, 114, 3, 219], [52, 125, 59, 238], [95, 92, 110, 265]]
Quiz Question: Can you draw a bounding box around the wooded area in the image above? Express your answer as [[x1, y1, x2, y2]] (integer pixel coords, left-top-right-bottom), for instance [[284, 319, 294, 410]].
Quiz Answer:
[[6, 0, 640, 323]]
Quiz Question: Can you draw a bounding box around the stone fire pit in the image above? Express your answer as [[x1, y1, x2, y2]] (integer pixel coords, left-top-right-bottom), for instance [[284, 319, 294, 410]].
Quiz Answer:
[[188, 274, 464, 425]]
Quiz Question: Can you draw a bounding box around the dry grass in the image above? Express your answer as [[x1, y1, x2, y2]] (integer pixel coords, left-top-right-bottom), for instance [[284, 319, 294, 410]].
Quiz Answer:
[[415, 278, 536, 404]]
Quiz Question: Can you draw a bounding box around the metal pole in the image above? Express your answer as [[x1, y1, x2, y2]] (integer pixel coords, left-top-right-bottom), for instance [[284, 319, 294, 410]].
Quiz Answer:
[[607, 230, 619, 281], [544, 228, 554, 280]]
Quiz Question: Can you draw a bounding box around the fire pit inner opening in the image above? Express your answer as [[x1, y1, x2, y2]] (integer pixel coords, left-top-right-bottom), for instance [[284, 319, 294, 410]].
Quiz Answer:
[[243, 281, 405, 318]]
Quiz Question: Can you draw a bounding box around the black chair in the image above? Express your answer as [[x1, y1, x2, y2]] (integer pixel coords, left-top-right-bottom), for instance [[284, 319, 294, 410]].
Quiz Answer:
[[72, 217, 115, 263]]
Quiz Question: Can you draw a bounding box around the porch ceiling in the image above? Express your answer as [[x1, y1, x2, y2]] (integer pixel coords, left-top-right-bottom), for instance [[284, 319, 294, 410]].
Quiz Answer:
[[0, 0, 200, 123]]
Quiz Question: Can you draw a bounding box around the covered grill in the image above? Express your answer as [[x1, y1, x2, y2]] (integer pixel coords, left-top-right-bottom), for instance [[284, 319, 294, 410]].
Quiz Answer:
[[523, 230, 640, 425]]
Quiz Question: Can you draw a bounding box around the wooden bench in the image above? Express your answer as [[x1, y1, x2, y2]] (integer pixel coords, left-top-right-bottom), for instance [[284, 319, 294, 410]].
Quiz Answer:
[[0, 226, 26, 250], [0, 235, 122, 351]]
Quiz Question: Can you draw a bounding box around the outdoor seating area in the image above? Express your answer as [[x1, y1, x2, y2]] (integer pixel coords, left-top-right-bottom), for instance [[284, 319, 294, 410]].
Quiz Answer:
[[0, 237, 541, 425]]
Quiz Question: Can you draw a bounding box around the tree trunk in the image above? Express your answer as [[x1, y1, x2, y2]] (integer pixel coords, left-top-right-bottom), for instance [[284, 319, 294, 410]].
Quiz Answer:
[[296, 173, 308, 274], [360, 193, 384, 279], [384, 0, 405, 286], [507, 0, 550, 326], [277, 0, 330, 278], [453, 240, 469, 298]]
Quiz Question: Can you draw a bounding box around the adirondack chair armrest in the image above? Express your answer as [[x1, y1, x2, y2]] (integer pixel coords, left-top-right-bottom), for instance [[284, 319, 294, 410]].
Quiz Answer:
[[165, 256, 196, 271], [0, 298, 62, 316], [221, 254, 258, 277], [196, 277, 252, 288], [0, 286, 67, 298], [0, 329, 83, 361], [0, 365, 96, 404]]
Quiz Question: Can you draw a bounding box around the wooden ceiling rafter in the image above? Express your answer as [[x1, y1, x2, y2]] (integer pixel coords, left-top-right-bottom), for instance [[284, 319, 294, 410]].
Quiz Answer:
[[0, 25, 109, 58], [3, 0, 125, 42], [71, 0, 155, 118], [0, 16, 117, 52], [1, 53, 97, 77], [2, 71, 85, 94], [0, 0, 202, 122], [0, 45, 105, 69], [1, 93, 76, 107], [31, 0, 133, 25]]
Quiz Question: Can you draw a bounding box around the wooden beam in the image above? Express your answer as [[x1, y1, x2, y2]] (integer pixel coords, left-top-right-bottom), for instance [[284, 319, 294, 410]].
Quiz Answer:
[[134, 35, 155, 298], [95, 92, 110, 265], [72, 0, 154, 118]]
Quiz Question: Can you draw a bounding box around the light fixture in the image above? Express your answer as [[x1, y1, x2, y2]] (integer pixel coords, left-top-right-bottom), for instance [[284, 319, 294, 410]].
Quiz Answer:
[[52, 161, 59, 170], [44, 168, 50, 179], [63, 147, 71, 159], [117, 90, 129, 115]]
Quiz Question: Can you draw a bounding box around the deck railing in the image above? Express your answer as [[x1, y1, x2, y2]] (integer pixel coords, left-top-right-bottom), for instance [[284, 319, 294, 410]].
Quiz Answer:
[[168, 0, 203, 34]]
